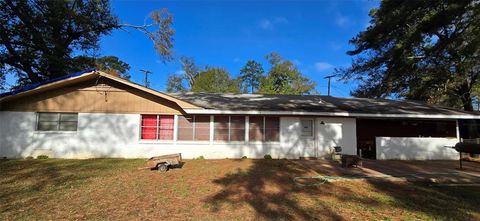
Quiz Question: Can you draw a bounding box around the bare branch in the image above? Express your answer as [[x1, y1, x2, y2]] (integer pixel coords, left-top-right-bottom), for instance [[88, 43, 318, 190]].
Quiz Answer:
[[119, 8, 175, 63]]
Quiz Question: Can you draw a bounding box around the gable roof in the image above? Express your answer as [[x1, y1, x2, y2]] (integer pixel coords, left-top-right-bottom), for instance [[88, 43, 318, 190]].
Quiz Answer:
[[0, 69, 96, 98], [171, 92, 480, 119], [3, 70, 480, 119], [0, 70, 200, 109]]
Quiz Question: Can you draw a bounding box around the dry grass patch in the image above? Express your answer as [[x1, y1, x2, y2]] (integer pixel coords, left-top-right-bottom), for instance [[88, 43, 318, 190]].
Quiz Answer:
[[0, 158, 479, 220]]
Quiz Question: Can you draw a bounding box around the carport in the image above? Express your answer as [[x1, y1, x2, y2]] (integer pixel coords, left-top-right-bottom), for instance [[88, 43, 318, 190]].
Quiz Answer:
[[356, 118, 458, 159]]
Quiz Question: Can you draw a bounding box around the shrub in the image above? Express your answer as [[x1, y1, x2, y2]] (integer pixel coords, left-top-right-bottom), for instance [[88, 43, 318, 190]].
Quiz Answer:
[[36, 155, 49, 159], [25, 156, 34, 160], [264, 154, 272, 160], [195, 156, 205, 160], [241, 156, 247, 159]]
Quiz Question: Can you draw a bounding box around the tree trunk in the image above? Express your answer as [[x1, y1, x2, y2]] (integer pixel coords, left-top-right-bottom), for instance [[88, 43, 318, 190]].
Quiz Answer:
[[461, 92, 474, 111]]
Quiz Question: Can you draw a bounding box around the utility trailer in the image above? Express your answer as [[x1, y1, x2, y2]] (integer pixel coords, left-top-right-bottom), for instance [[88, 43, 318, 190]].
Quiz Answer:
[[146, 153, 182, 172]]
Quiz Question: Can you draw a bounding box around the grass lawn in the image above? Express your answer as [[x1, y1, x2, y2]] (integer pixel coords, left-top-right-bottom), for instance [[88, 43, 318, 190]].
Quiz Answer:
[[1, 158, 479, 220]]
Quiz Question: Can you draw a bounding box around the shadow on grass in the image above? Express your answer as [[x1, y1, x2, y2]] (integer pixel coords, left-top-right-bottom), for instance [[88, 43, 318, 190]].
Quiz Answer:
[[366, 180, 480, 220], [204, 159, 480, 220], [203, 159, 379, 220], [0, 158, 142, 214]]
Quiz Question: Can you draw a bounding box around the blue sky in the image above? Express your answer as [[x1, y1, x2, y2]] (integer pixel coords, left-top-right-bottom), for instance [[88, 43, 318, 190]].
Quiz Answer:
[[8, 0, 379, 96], [98, 0, 380, 96]]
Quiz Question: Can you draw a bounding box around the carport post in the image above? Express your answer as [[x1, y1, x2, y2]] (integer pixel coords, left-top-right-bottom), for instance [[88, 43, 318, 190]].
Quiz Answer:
[[456, 120, 460, 142], [456, 120, 462, 169]]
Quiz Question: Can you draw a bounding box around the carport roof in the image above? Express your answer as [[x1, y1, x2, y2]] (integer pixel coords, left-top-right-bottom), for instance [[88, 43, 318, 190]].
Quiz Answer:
[[170, 92, 480, 118]]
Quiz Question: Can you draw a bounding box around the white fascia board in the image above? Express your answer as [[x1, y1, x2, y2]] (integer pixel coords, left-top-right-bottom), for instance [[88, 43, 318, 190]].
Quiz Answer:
[[183, 109, 480, 119]]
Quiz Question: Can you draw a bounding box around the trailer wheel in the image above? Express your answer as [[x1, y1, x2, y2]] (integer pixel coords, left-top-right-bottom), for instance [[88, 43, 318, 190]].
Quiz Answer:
[[157, 163, 168, 172]]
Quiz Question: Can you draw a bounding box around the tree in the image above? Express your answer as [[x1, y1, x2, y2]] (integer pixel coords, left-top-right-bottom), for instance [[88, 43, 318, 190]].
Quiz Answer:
[[258, 52, 316, 95], [166, 74, 187, 93], [337, 0, 480, 110], [165, 56, 200, 93], [66, 55, 131, 80], [239, 60, 264, 93], [95, 56, 131, 80], [0, 0, 174, 87], [191, 68, 240, 93], [179, 56, 200, 88], [0, 71, 5, 92]]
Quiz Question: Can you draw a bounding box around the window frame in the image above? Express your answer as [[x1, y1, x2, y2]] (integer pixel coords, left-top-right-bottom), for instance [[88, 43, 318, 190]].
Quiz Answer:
[[247, 116, 280, 143], [264, 116, 280, 142], [213, 115, 246, 143], [36, 112, 78, 132], [300, 118, 314, 137], [138, 114, 281, 144], [176, 115, 211, 143], [140, 115, 174, 141], [248, 116, 264, 142]]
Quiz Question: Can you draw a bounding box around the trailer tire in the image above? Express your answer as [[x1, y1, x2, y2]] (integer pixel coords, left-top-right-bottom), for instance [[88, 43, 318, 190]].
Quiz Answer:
[[157, 163, 168, 172]]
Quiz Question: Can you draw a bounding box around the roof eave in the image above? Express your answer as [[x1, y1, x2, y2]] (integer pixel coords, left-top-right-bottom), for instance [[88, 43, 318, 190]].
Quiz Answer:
[[0, 70, 203, 110], [183, 109, 480, 119]]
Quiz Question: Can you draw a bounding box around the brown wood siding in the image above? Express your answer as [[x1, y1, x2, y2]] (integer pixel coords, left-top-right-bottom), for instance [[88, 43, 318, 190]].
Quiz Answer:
[[0, 78, 184, 114]]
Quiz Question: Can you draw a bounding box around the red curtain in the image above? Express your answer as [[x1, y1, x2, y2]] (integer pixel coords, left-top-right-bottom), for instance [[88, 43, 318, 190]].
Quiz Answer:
[[159, 116, 174, 140], [141, 115, 157, 140]]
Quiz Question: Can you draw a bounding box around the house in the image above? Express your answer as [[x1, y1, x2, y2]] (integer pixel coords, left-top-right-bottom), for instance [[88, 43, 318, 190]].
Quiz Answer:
[[1, 70, 479, 160]]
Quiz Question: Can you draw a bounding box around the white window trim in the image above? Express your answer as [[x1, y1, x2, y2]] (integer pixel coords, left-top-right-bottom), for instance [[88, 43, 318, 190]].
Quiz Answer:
[[174, 115, 179, 144], [175, 140, 211, 145], [36, 112, 78, 132], [139, 140, 175, 144], [245, 116, 249, 143], [209, 115, 214, 144], [34, 131, 78, 135]]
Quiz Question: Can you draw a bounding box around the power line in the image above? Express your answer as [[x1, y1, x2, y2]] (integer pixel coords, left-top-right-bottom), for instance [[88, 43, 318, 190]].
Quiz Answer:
[[140, 69, 152, 87], [323, 75, 336, 96]]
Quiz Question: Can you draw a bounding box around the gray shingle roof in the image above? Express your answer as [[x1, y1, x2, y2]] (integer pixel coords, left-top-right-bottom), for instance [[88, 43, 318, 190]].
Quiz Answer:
[[170, 92, 480, 116]]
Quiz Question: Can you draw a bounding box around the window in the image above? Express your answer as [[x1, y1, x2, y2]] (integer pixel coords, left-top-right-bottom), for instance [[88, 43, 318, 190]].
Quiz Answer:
[[141, 115, 174, 140], [249, 116, 264, 141], [177, 115, 210, 141], [214, 116, 246, 142], [265, 117, 280, 141], [177, 115, 194, 141], [300, 119, 314, 137], [159, 116, 174, 140], [37, 113, 78, 131], [230, 116, 245, 141], [248, 116, 280, 142], [194, 115, 210, 141], [214, 116, 229, 141]]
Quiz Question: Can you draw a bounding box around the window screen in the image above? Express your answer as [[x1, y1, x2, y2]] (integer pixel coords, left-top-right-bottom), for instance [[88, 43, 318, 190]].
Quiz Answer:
[[230, 116, 245, 141], [177, 115, 194, 141], [214, 116, 230, 141], [249, 116, 264, 141], [141, 115, 174, 140], [265, 117, 280, 141], [158, 116, 174, 140], [194, 115, 211, 141], [177, 115, 211, 141], [37, 113, 78, 131]]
